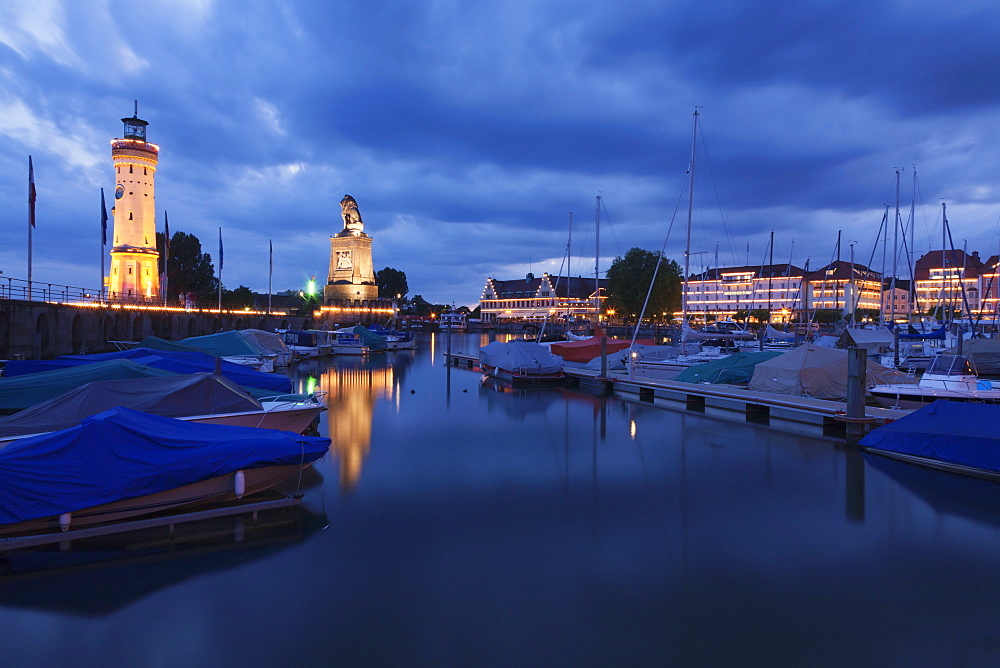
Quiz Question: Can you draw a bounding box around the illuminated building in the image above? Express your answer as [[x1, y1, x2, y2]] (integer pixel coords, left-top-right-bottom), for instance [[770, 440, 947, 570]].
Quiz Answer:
[[108, 107, 160, 302], [913, 249, 998, 317], [804, 260, 883, 314], [479, 273, 607, 324], [683, 264, 806, 322]]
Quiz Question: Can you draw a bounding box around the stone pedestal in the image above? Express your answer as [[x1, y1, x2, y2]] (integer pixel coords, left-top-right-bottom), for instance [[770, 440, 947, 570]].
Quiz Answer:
[[324, 230, 378, 302]]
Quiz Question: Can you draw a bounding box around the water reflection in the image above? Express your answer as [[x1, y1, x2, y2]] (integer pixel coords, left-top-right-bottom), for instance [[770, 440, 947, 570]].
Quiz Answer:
[[0, 503, 326, 616], [293, 352, 414, 491]]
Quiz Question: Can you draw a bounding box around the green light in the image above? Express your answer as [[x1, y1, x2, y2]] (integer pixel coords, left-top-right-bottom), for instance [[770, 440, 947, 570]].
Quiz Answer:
[[306, 276, 316, 296], [306, 375, 317, 394]]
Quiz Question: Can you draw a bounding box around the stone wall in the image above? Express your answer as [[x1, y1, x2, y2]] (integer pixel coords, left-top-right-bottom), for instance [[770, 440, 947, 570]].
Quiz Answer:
[[0, 300, 311, 360]]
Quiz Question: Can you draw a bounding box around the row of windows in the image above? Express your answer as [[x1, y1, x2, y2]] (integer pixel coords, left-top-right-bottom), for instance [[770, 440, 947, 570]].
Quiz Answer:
[[116, 165, 152, 175]]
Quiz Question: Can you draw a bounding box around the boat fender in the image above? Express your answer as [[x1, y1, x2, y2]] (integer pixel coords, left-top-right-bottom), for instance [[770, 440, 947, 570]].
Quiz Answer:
[[234, 470, 246, 499], [59, 512, 72, 532]]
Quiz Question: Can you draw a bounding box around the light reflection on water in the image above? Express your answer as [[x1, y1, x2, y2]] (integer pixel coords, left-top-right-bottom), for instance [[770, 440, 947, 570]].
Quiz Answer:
[[2, 332, 1000, 665]]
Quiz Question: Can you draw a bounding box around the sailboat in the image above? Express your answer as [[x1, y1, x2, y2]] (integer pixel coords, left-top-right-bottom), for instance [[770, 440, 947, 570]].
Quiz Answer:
[[630, 110, 753, 374]]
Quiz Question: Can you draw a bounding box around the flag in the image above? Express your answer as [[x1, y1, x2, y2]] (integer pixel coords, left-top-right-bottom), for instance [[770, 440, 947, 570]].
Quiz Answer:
[[269, 239, 273, 274], [100, 188, 108, 245], [218, 227, 223, 271], [164, 211, 171, 260], [28, 156, 36, 228]]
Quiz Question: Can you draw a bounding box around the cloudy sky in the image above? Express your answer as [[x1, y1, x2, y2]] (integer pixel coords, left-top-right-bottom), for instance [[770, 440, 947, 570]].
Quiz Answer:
[[2, 0, 1000, 308]]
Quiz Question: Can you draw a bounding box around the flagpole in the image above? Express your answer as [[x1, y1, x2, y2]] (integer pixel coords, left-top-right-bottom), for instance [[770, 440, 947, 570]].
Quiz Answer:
[[28, 156, 35, 300], [162, 211, 170, 307], [268, 239, 273, 316], [100, 188, 108, 303], [217, 227, 223, 312]]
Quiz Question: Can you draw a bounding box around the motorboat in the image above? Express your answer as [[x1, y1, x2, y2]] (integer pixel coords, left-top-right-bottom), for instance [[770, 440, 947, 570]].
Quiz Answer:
[[240, 329, 294, 367], [137, 332, 279, 372], [861, 401, 1000, 481], [0, 407, 329, 536], [0, 373, 326, 444], [438, 311, 467, 331], [329, 326, 389, 355], [279, 330, 321, 359], [479, 339, 565, 386], [868, 354, 1000, 409], [366, 323, 415, 350], [7, 347, 294, 394]]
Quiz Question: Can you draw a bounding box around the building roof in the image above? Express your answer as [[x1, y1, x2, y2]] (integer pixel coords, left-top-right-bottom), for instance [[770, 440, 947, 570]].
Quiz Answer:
[[914, 249, 988, 280], [803, 260, 881, 283], [689, 264, 806, 281], [484, 274, 607, 300]]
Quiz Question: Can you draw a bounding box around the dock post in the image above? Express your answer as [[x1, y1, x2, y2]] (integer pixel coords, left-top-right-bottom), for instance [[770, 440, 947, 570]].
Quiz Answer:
[[600, 337, 608, 379], [845, 346, 867, 447]]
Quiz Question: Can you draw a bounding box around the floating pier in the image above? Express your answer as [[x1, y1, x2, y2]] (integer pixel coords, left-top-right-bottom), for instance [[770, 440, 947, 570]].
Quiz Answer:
[[445, 351, 908, 440]]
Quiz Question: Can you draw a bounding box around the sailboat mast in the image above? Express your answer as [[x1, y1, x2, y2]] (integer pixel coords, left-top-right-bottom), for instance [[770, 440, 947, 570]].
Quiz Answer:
[[767, 229, 774, 322], [594, 195, 601, 333], [942, 202, 947, 320], [892, 169, 900, 323], [683, 109, 699, 325]]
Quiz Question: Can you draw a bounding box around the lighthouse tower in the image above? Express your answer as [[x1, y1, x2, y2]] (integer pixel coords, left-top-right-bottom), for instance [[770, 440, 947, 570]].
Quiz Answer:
[[108, 105, 160, 301]]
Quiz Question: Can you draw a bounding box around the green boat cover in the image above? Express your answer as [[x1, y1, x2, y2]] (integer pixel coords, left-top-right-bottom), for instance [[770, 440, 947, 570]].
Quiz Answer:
[[675, 350, 782, 385], [139, 332, 266, 358], [0, 359, 175, 414], [352, 325, 388, 351]]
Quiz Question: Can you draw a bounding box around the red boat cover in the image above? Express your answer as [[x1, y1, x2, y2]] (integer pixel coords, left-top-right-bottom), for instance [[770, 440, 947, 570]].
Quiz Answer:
[[549, 337, 656, 363]]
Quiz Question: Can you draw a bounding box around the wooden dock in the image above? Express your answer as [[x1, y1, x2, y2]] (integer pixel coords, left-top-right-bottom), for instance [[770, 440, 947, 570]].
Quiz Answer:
[[445, 350, 907, 440]]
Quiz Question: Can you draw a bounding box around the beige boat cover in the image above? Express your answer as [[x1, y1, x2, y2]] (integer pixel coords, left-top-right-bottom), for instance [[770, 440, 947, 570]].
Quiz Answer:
[[749, 343, 895, 400]]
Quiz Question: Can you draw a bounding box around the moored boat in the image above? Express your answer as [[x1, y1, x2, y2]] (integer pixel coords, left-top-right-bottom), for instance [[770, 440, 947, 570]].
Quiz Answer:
[[479, 339, 565, 386], [861, 401, 1000, 481], [0, 407, 329, 536], [0, 372, 325, 443], [868, 354, 1000, 409]]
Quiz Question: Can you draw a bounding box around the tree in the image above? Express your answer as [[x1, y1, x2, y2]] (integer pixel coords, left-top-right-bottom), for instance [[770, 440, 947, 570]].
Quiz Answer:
[[158, 231, 217, 306], [409, 294, 432, 316], [605, 248, 682, 321], [222, 285, 256, 309], [376, 267, 409, 300]]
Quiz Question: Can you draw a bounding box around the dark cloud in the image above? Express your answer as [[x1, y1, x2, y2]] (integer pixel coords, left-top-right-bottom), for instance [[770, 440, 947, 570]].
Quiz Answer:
[[0, 1, 999, 306]]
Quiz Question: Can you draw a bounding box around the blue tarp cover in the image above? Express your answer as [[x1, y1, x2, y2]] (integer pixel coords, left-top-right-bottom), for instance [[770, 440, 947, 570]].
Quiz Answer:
[[893, 323, 948, 340], [6, 348, 292, 394], [860, 400, 1000, 473], [0, 406, 330, 525]]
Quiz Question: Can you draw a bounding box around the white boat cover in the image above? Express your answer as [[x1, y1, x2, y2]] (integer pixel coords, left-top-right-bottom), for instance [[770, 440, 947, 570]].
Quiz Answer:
[[240, 329, 290, 355], [479, 340, 563, 375], [748, 343, 895, 400], [764, 325, 794, 341]]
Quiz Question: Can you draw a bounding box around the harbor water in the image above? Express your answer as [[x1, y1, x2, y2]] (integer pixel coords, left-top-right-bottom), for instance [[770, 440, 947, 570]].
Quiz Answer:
[[2, 332, 1000, 665]]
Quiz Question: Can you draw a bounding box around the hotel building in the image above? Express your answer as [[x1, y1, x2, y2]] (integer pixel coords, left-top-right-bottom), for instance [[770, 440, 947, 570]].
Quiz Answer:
[[479, 273, 607, 324]]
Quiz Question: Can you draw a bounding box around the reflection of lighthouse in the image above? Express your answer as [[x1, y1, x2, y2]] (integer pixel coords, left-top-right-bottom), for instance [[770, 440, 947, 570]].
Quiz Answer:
[[108, 105, 160, 301]]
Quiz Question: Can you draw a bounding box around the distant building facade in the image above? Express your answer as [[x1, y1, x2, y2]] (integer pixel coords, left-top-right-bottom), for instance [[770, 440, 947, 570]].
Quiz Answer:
[[479, 273, 607, 324], [912, 249, 999, 316]]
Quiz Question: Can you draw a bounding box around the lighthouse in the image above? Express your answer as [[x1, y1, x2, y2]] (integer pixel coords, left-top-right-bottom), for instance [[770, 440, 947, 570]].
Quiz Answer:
[[108, 104, 160, 301]]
